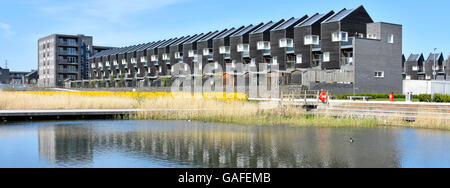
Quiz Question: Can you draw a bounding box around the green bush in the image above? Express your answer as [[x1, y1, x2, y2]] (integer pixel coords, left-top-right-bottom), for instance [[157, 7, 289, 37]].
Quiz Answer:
[[434, 94, 450, 103], [418, 94, 432, 102], [333, 93, 408, 100]]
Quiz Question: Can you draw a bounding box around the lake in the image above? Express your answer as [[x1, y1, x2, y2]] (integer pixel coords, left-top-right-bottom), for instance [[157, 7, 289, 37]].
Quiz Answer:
[[0, 120, 449, 168]]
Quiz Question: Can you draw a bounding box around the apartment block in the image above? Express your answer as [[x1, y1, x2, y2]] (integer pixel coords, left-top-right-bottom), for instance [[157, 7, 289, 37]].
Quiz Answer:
[[38, 34, 113, 87], [84, 5, 406, 94]]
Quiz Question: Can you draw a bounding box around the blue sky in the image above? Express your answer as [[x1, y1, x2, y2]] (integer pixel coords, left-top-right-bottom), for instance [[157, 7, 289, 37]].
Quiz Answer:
[[0, 0, 448, 71]]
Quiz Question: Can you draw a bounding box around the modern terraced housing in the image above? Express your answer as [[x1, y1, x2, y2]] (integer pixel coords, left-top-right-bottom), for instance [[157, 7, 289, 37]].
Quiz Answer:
[[73, 5, 410, 94]]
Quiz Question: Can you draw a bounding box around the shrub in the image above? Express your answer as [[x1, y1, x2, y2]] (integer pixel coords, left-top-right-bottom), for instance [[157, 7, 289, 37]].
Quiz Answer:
[[434, 94, 450, 103], [418, 94, 432, 102]]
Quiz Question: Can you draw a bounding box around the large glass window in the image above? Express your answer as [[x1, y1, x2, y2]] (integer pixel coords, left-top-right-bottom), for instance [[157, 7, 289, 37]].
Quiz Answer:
[[296, 54, 302, 64], [257, 41, 270, 50], [237, 44, 250, 52], [279, 38, 293, 48], [388, 34, 394, 44], [323, 52, 330, 62], [219, 46, 230, 54], [304, 35, 319, 45], [332, 32, 348, 42]]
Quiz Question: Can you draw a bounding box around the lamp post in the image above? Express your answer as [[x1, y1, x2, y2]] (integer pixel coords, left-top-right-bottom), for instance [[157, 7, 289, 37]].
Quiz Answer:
[[431, 48, 437, 102]]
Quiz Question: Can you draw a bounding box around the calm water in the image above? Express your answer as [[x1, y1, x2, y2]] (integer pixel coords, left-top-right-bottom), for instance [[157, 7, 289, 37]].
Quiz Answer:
[[0, 120, 449, 168]]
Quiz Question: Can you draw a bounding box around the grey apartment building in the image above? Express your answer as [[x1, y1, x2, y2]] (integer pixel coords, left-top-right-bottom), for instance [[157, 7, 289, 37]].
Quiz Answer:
[[403, 53, 449, 80], [38, 34, 114, 87], [84, 6, 406, 94]]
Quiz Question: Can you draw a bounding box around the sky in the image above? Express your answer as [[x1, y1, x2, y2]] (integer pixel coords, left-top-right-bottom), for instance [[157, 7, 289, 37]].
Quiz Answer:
[[0, 0, 448, 71]]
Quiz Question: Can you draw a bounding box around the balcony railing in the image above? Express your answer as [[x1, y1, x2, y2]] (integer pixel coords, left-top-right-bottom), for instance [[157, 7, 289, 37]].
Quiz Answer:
[[224, 53, 231, 60], [115, 65, 119, 69], [207, 54, 213, 61], [340, 57, 354, 66], [58, 41, 78, 46], [312, 41, 321, 51], [263, 49, 271, 56], [286, 47, 294, 54], [243, 51, 250, 58], [286, 61, 295, 69], [312, 60, 322, 68], [154, 61, 159, 66], [341, 38, 354, 48]]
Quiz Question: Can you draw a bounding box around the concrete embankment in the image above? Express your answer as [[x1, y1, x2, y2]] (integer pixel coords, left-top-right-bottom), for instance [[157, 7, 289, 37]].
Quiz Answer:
[[318, 101, 450, 121]]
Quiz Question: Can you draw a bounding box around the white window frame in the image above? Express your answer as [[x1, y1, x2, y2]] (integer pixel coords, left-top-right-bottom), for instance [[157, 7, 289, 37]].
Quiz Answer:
[[175, 52, 182, 59], [113, 60, 118, 65], [131, 58, 137, 64], [140, 56, 147, 62], [332, 31, 348, 42], [203, 48, 210, 56], [374, 71, 385, 78], [151, 55, 158, 62], [121, 59, 127, 64], [279, 38, 293, 48], [296, 54, 302, 64], [257, 41, 270, 50], [188, 50, 197, 58], [162, 53, 170, 61], [237, 44, 250, 52], [304, 35, 319, 45], [388, 34, 394, 44], [323, 52, 330, 62], [412, 66, 418, 71], [426, 75, 431, 80], [406, 75, 411, 80], [219, 46, 230, 54], [272, 57, 278, 65]]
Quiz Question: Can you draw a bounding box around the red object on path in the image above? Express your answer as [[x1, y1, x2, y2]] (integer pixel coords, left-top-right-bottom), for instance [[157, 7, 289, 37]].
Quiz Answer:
[[319, 91, 328, 103], [389, 93, 395, 102]]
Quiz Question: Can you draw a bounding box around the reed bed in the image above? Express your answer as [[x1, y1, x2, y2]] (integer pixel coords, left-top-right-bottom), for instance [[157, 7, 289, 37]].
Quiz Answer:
[[1, 91, 449, 130]]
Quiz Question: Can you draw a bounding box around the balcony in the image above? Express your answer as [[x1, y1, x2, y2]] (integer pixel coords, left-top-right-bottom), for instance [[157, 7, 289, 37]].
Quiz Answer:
[[115, 65, 120, 69], [340, 57, 354, 66], [123, 64, 128, 69], [286, 61, 295, 70], [263, 49, 271, 56], [341, 38, 354, 49], [243, 51, 250, 58], [154, 61, 159, 66], [207, 54, 213, 61], [133, 63, 138, 68], [58, 41, 78, 47], [312, 60, 322, 68], [58, 50, 78, 56], [312, 41, 322, 51], [224, 53, 231, 60], [286, 47, 294, 54]]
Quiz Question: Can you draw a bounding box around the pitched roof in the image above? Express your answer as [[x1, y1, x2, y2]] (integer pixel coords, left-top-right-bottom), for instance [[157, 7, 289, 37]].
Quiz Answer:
[[407, 54, 423, 62], [272, 16, 307, 31], [214, 26, 245, 39], [322, 8, 355, 23], [184, 32, 209, 44], [199, 29, 227, 42], [426, 53, 444, 62], [250, 19, 285, 34], [171, 35, 197, 47], [296, 11, 334, 27], [231, 23, 263, 37]]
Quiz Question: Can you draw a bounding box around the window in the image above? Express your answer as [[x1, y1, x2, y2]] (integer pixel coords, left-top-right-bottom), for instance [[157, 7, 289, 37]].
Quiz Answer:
[[296, 54, 302, 64], [203, 48, 210, 56], [406, 75, 411, 80], [250, 58, 256, 67], [219, 46, 230, 54], [121, 59, 127, 64], [388, 34, 394, 44], [131, 58, 137, 64], [162, 53, 170, 60], [375, 71, 385, 78], [151, 55, 158, 62], [91, 64, 96, 68], [426, 76, 431, 80], [272, 57, 278, 65], [332, 31, 348, 42], [188, 50, 197, 57], [323, 52, 330, 62], [367, 34, 377, 39], [304, 35, 319, 45], [175, 52, 182, 59], [237, 44, 250, 52], [257, 41, 270, 50], [412, 66, 418, 71], [279, 38, 293, 48], [113, 60, 118, 65], [140, 56, 147, 62]]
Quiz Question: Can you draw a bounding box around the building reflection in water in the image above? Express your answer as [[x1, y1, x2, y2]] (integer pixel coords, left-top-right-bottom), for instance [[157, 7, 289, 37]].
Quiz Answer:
[[38, 121, 402, 168]]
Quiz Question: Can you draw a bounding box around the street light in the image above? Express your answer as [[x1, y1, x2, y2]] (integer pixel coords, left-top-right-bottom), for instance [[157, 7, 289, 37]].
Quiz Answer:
[[432, 48, 437, 102]]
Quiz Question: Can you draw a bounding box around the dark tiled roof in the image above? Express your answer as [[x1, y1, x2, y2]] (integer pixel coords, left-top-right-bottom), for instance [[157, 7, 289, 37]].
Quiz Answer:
[[407, 54, 423, 62], [231, 23, 263, 37], [426, 53, 443, 62], [199, 29, 227, 42], [250, 19, 285, 34], [296, 11, 334, 27], [184, 32, 209, 44], [272, 16, 307, 31], [171, 35, 197, 46], [214, 27, 242, 39]]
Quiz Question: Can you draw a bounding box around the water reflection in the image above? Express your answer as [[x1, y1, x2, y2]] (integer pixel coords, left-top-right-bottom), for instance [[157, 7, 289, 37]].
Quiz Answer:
[[33, 121, 407, 168]]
